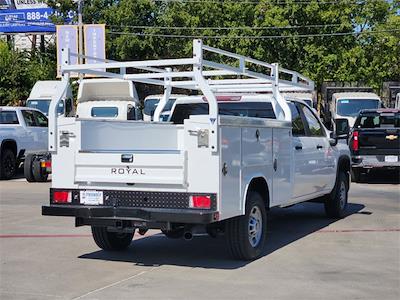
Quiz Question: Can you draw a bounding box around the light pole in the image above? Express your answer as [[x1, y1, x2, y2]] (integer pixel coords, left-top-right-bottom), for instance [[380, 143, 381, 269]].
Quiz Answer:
[[77, 0, 84, 79]]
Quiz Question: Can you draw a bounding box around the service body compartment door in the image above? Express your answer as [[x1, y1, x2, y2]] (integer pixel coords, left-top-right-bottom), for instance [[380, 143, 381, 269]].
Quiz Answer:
[[220, 126, 242, 219], [272, 127, 293, 206]]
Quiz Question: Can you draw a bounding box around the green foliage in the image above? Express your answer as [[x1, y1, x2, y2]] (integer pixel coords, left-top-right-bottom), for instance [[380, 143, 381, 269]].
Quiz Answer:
[[5, 0, 398, 105], [0, 41, 56, 106]]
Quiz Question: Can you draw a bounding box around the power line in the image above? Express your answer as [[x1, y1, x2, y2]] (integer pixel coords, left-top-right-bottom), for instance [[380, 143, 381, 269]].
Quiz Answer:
[[153, 0, 369, 5], [108, 29, 400, 39], [108, 23, 349, 30]]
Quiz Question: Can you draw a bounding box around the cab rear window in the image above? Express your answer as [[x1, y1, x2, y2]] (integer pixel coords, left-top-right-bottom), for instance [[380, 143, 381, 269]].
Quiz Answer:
[[0, 111, 19, 124], [170, 102, 276, 124], [355, 112, 400, 128], [91, 107, 118, 118]]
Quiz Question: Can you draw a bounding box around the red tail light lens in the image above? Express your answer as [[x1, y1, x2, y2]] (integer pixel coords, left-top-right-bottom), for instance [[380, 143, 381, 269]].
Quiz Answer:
[[352, 131, 359, 151], [53, 191, 72, 203], [41, 161, 51, 168], [189, 195, 211, 209]]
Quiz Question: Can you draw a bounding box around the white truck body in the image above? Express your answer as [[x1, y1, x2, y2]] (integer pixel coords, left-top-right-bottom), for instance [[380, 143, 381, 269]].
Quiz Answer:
[[331, 92, 382, 127], [42, 40, 351, 260], [75, 79, 141, 120], [282, 92, 316, 108], [26, 81, 74, 116]]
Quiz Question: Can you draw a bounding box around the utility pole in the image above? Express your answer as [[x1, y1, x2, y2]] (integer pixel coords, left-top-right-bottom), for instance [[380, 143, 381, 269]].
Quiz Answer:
[[78, 0, 84, 79]]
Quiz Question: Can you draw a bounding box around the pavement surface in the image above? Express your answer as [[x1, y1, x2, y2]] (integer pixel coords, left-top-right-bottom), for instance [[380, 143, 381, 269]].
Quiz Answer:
[[0, 170, 399, 300]]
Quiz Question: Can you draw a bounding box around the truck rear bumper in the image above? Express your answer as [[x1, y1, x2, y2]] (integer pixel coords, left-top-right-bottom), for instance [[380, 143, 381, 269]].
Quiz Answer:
[[352, 155, 400, 169], [42, 205, 218, 225]]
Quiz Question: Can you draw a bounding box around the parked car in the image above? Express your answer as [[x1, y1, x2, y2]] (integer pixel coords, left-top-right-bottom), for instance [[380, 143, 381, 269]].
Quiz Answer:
[[348, 109, 399, 182], [0, 107, 48, 180]]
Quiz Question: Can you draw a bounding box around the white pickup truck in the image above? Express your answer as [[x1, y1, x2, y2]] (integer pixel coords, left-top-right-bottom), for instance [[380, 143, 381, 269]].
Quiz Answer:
[[0, 107, 48, 179], [42, 40, 351, 260]]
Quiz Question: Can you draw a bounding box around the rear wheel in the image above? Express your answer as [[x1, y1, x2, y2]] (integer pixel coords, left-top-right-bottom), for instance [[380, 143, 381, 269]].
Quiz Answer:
[[0, 149, 17, 180], [325, 171, 348, 218], [225, 192, 267, 260], [91, 226, 134, 251], [32, 159, 48, 182], [24, 154, 36, 182]]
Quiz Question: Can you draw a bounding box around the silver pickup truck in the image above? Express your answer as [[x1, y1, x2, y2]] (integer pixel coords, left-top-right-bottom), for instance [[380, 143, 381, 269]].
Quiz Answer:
[[0, 107, 48, 179]]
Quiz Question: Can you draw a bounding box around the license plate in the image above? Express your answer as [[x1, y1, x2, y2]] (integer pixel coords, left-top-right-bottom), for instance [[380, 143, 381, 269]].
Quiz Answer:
[[385, 156, 398, 163], [80, 190, 103, 205]]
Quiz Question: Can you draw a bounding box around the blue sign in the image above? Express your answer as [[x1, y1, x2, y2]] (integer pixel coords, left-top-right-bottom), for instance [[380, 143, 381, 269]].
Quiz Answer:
[[84, 24, 106, 73], [0, 8, 73, 33], [56, 25, 78, 77]]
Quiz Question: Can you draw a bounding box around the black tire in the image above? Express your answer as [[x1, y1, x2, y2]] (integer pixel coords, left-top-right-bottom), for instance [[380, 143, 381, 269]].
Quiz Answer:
[[225, 192, 267, 260], [24, 154, 36, 182], [91, 226, 134, 251], [32, 159, 48, 182], [161, 228, 184, 239], [351, 168, 361, 183], [325, 171, 349, 218], [0, 149, 17, 180]]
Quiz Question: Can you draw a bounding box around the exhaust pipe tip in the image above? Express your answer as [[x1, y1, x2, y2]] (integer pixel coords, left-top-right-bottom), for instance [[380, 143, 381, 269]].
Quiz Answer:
[[183, 231, 193, 241]]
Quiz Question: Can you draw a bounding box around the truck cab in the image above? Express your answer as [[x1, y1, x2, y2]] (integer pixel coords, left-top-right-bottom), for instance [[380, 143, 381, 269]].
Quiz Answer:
[[330, 92, 382, 128], [75, 79, 142, 120], [26, 81, 74, 117]]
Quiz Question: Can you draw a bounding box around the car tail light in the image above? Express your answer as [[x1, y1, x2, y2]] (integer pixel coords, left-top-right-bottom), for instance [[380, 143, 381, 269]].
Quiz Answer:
[[352, 131, 359, 151], [41, 161, 51, 168], [189, 195, 211, 209], [53, 191, 72, 203]]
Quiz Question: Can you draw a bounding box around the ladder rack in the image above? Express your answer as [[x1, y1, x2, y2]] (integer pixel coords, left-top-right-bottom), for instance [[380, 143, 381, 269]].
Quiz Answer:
[[49, 39, 314, 153]]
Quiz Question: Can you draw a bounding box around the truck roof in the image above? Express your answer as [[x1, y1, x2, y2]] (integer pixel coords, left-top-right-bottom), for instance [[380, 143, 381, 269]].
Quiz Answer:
[[28, 81, 67, 100], [0, 106, 42, 112], [332, 92, 381, 100], [77, 79, 139, 103]]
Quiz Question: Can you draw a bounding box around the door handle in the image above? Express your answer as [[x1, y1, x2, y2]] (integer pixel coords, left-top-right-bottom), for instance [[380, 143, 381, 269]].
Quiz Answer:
[[316, 145, 323, 149], [295, 145, 302, 150], [273, 159, 277, 171]]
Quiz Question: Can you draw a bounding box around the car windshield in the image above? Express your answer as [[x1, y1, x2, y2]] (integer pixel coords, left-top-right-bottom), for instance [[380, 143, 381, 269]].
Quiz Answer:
[[170, 102, 276, 124], [337, 99, 380, 117], [143, 98, 176, 117], [354, 112, 400, 128], [26, 99, 64, 116], [91, 107, 118, 118]]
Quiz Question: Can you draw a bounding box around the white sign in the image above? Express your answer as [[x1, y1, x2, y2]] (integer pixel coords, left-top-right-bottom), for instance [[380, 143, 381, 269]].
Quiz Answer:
[[14, 0, 48, 9]]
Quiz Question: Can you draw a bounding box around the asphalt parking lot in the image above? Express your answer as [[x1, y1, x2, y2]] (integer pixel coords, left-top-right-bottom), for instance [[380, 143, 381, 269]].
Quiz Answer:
[[0, 171, 399, 300]]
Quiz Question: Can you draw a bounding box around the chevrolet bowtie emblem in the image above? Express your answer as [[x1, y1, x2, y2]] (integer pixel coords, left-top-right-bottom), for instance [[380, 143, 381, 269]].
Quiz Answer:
[[385, 135, 398, 141]]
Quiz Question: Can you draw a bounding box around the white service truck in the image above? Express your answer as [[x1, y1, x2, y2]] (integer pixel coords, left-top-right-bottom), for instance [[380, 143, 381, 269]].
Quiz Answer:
[[75, 78, 141, 120], [26, 80, 74, 116], [42, 40, 351, 260]]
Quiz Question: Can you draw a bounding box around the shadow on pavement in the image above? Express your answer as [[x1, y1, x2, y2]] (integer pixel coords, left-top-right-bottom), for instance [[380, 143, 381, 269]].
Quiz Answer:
[[359, 169, 400, 184], [79, 202, 364, 270]]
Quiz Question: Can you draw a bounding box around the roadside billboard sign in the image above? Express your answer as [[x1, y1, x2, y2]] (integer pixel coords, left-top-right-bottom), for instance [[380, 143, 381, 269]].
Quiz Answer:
[[0, 8, 55, 33], [56, 25, 78, 77], [84, 24, 106, 75]]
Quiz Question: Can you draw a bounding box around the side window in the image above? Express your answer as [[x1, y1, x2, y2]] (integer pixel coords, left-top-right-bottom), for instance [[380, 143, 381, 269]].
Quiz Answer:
[[21, 110, 36, 127], [33, 111, 48, 127], [0, 111, 19, 124], [287, 102, 306, 136], [301, 105, 324, 137]]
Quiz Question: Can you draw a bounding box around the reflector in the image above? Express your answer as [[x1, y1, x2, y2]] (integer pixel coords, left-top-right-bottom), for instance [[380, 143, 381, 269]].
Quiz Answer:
[[190, 195, 211, 209], [53, 191, 71, 203]]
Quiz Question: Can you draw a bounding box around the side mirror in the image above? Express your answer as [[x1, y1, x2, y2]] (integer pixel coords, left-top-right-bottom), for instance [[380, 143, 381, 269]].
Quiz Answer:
[[335, 118, 350, 139], [329, 132, 338, 146]]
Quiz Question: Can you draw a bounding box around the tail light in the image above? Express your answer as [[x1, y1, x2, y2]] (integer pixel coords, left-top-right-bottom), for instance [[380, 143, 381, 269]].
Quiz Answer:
[[53, 191, 72, 203], [352, 131, 359, 151], [189, 195, 211, 209], [41, 161, 51, 168]]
